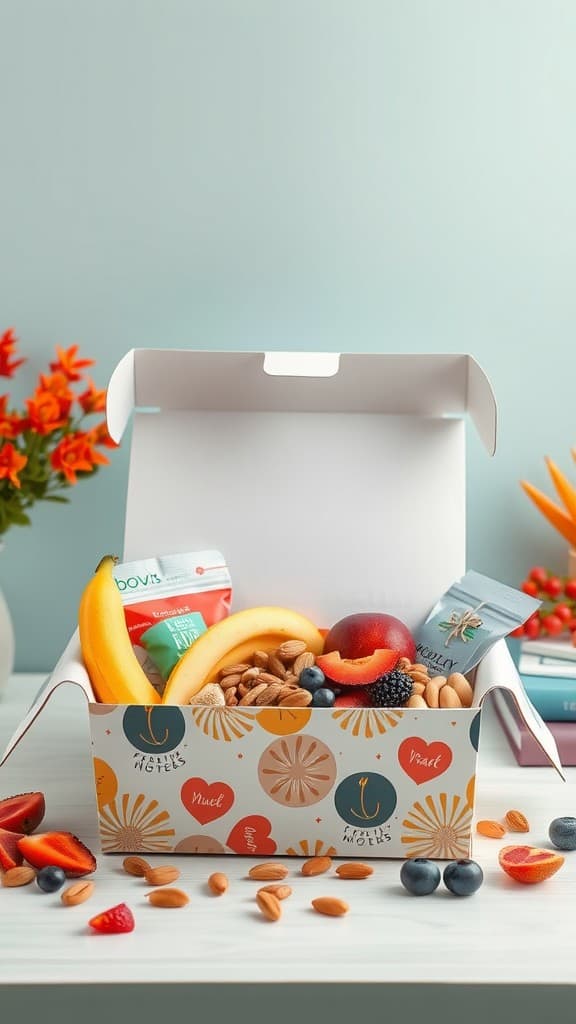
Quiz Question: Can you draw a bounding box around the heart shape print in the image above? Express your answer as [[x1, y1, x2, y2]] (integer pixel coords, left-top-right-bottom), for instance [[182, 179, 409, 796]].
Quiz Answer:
[[181, 777, 235, 825], [227, 814, 277, 855], [398, 737, 453, 785]]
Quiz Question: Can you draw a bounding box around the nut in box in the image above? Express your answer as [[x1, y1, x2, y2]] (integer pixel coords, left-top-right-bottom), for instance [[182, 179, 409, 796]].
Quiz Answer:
[[0, 351, 564, 859]]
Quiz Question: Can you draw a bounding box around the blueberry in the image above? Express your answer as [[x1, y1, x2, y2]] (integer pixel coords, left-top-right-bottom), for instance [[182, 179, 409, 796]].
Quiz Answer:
[[400, 858, 441, 896], [548, 816, 576, 851], [36, 865, 67, 893], [299, 666, 326, 693], [443, 859, 483, 896], [312, 687, 336, 708]]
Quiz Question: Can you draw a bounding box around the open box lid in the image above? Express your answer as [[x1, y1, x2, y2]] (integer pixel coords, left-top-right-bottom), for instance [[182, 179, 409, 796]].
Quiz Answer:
[[0, 350, 564, 777]]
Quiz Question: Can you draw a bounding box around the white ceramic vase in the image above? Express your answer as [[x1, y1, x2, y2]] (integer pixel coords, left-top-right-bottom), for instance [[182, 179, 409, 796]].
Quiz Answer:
[[0, 544, 15, 698]]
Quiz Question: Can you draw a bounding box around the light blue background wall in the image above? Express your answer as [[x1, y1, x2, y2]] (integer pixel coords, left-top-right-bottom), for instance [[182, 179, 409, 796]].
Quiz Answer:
[[1, 0, 575, 671]]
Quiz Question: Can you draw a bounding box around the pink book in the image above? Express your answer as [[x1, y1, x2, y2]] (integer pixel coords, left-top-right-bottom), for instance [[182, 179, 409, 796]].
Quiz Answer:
[[492, 689, 576, 767]]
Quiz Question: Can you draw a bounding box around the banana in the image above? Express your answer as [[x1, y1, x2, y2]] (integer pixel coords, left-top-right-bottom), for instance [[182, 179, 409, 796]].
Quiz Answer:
[[78, 555, 161, 705], [162, 607, 324, 705]]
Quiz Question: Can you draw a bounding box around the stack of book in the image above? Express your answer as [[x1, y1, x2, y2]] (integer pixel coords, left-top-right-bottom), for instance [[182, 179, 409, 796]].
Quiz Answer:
[[494, 638, 576, 766]]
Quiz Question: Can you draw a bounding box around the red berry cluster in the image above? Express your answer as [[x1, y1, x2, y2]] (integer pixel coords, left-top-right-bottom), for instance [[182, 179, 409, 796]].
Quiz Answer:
[[512, 567, 576, 640]]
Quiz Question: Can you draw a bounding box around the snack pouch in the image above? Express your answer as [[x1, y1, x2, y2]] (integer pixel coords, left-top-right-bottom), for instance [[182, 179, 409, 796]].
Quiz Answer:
[[113, 551, 231, 691], [413, 570, 541, 677]]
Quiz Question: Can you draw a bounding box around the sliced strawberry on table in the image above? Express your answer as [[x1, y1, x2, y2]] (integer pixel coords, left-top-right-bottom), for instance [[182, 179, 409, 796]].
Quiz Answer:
[[18, 831, 97, 877], [0, 792, 45, 834], [0, 827, 24, 870], [88, 903, 135, 934]]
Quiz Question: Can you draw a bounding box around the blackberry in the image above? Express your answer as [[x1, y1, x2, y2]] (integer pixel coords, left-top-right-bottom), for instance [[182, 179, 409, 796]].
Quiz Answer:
[[367, 670, 413, 708]]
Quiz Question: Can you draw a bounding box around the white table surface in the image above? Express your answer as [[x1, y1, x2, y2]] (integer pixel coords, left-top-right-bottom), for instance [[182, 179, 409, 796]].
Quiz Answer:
[[0, 674, 575, 988]]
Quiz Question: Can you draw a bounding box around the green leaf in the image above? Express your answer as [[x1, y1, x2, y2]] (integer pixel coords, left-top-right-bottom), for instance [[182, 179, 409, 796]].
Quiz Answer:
[[8, 509, 31, 526], [43, 495, 70, 503]]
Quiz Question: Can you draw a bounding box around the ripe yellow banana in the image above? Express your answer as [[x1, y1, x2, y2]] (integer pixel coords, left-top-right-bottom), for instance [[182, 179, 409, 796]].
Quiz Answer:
[[162, 607, 324, 705], [79, 555, 160, 705]]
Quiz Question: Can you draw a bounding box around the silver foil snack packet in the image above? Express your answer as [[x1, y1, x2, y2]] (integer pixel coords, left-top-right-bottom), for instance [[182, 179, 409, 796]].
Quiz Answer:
[[414, 570, 541, 678]]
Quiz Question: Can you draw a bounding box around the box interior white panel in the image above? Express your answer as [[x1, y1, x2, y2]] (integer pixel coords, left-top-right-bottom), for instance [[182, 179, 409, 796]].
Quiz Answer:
[[123, 410, 465, 630]]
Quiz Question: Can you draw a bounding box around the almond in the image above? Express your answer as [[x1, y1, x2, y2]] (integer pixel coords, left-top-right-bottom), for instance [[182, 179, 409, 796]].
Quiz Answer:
[[277, 640, 308, 662], [311, 897, 349, 917], [208, 872, 229, 895], [123, 855, 152, 877], [248, 862, 289, 881], [239, 682, 269, 706], [253, 650, 270, 669], [504, 809, 530, 832], [257, 672, 286, 686], [284, 673, 299, 686], [293, 651, 315, 676], [406, 694, 427, 708], [301, 856, 332, 876], [268, 654, 287, 679], [424, 681, 440, 708], [335, 862, 374, 879], [61, 880, 95, 906], [279, 688, 312, 707], [145, 866, 181, 886], [241, 667, 261, 684], [220, 663, 251, 676], [219, 673, 242, 690], [256, 890, 282, 921], [476, 819, 506, 839], [410, 671, 431, 686], [2, 866, 36, 887], [145, 888, 190, 907], [256, 684, 283, 706], [225, 689, 239, 706], [439, 686, 462, 709], [257, 884, 292, 900], [446, 672, 474, 707]]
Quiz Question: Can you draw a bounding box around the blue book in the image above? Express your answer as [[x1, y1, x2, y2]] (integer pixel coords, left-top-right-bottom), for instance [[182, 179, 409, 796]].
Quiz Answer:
[[520, 673, 576, 722]]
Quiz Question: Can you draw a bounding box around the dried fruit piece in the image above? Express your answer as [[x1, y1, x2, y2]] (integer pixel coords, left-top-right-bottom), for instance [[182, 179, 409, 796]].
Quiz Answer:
[[2, 865, 36, 887], [144, 866, 181, 886], [88, 902, 135, 932], [146, 888, 190, 907], [504, 810, 530, 833], [446, 672, 474, 707], [123, 855, 151, 877], [498, 845, 565, 884], [301, 856, 332, 876], [335, 862, 374, 879], [18, 831, 96, 877], [208, 872, 228, 895], [311, 897, 349, 917], [257, 884, 292, 900], [61, 881, 95, 906], [0, 792, 45, 834], [248, 862, 289, 881], [256, 890, 282, 921], [439, 686, 462, 709], [0, 827, 24, 871], [476, 820, 506, 839]]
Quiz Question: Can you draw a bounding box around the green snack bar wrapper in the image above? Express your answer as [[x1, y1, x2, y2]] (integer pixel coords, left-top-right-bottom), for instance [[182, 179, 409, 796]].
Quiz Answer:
[[141, 612, 208, 680]]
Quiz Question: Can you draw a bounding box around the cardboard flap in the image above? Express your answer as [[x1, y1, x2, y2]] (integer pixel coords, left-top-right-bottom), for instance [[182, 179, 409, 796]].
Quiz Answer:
[[475, 639, 565, 779], [0, 631, 95, 768], [106, 350, 497, 448]]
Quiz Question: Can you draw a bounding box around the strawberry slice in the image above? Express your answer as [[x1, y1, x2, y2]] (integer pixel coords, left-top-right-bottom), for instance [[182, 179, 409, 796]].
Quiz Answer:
[[18, 831, 97, 877], [88, 903, 135, 934], [0, 792, 45, 834], [0, 827, 24, 870]]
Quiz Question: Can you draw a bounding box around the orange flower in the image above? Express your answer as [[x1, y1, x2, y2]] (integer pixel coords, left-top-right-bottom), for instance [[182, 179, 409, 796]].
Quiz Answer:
[[37, 371, 75, 408], [87, 420, 118, 449], [0, 442, 28, 488], [77, 378, 107, 414], [25, 392, 70, 435], [0, 328, 26, 378], [50, 432, 109, 485], [0, 396, 28, 438], [49, 344, 94, 382]]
